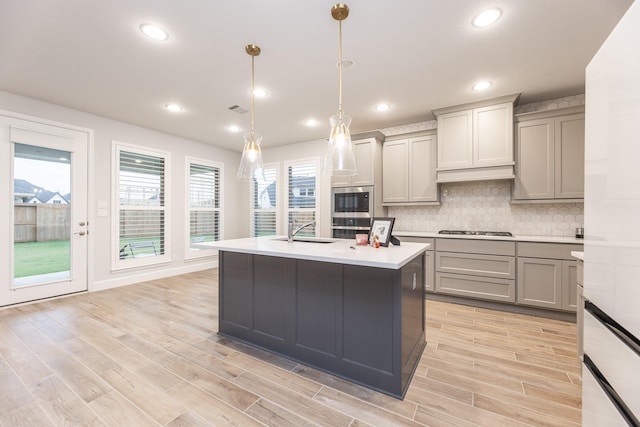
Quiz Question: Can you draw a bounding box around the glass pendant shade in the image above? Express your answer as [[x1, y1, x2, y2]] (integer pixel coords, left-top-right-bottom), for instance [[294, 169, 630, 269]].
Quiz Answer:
[[237, 132, 265, 181], [323, 113, 356, 176]]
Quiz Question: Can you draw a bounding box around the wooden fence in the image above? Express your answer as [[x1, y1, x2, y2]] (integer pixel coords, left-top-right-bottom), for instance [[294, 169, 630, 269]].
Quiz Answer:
[[14, 204, 71, 242]]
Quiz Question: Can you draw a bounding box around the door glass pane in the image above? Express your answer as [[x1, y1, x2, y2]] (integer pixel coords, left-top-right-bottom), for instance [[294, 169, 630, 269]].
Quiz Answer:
[[13, 143, 71, 287]]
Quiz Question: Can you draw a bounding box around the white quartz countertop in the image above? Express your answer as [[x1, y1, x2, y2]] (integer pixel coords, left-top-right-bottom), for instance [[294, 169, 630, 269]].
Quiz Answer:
[[199, 236, 430, 269], [571, 251, 584, 261], [393, 230, 585, 244]]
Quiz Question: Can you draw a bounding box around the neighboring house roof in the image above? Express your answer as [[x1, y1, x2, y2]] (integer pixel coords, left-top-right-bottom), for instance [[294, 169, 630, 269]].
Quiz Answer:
[[14, 179, 69, 203]]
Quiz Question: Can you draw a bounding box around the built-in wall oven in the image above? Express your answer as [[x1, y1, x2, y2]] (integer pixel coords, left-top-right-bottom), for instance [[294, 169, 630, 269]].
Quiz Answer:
[[331, 186, 373, 239]]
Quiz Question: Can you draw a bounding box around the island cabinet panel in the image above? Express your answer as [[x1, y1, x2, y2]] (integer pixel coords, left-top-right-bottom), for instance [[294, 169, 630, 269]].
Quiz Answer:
[[295, 260, 342, 357], [217, 250, 426, 399], [343, 266, 395, 373], [252, 255, 292, 343], [219, 251, 253, 330]]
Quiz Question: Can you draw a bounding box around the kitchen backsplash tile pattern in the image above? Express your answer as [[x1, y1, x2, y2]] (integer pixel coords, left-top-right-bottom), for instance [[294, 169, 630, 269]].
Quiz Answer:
[[388, 180, 583, 236], [382, 95, 585, 237]]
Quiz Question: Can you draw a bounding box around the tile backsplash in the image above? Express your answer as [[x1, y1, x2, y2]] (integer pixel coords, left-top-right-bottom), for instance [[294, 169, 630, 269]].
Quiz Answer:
[[388, 180, 583, 237], [383, 94, 585, 237]]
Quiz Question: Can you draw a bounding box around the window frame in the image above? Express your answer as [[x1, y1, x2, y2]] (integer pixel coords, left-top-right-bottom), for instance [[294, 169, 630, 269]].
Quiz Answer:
[[250, 162, 279, 237], [284, 158, 320, 237], [184, 156, 223, 260], [112, 141, 171, 270]]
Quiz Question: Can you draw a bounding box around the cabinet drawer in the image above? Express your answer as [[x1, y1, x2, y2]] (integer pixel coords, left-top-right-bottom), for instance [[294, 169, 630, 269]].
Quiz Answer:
[[436, 272, 515, 303], [517, 242, 584, 260], [436, 238, 515, 256], [436, 252, 515, 279]]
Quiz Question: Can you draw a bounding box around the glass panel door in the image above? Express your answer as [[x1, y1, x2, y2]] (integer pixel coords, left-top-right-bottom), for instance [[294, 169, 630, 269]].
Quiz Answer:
[[13, 143, 72, 287], [1, 114, 88, 307]]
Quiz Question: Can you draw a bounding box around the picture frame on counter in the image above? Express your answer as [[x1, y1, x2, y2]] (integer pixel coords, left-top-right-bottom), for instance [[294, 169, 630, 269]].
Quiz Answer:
[[369, 217, 395, 247]]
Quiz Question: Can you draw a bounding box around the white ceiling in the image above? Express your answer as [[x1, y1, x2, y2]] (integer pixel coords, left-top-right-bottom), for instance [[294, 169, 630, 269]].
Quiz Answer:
[[0, 0, 633, 151]]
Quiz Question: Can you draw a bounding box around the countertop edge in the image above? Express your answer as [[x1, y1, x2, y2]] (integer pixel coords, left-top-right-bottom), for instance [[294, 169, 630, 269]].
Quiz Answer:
[[199, 237, 430, 269], [393, 230, 585, 244]]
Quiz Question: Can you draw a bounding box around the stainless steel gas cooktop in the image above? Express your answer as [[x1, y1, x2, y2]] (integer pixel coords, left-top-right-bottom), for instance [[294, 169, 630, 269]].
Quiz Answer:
[[438, 230, 513, 237]]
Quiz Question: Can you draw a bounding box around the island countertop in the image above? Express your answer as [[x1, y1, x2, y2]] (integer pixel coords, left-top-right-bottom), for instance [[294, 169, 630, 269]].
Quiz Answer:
[[200, 236, 430, 269]]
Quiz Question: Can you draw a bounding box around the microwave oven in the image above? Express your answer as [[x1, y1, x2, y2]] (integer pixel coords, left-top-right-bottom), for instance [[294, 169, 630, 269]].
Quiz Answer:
[[331, 186, 373, 217]]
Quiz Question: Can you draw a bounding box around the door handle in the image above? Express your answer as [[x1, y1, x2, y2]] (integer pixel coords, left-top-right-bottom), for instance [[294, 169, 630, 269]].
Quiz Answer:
[[74, 231, 86, 236], [79, 221, 86, 226]]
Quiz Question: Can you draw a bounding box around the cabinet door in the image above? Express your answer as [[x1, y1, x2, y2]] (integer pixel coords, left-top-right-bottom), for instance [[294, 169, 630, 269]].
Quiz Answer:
[[408, 136, 437, 202], [473, 102, 514, 167], [425, 251, 434, 292], [516, 257, 562, 309], [514, 118, 555, 200], [352, 138, 374, 186], [554, 114, 585, 199], [562, 260, 578, 312], [437, 110, 473, 169], [382, 140, 409, 202]]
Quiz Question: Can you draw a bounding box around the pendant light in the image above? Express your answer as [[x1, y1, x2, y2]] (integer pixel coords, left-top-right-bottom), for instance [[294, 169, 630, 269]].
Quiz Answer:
[[323, 3, 357, 176], [237, 44, 265, 181]]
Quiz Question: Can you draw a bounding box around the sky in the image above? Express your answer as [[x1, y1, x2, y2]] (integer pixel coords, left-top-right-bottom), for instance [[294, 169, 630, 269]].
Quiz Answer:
[[14, 158, 71, 194]]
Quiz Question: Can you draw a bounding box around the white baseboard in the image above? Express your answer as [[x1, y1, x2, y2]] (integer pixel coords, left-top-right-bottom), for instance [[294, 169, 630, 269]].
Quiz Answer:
[[91, 260, 218, 292]]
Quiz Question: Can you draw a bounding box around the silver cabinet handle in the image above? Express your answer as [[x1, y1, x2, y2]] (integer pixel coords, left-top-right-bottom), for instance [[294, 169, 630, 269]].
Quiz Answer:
[[412, 272, 417, 291]]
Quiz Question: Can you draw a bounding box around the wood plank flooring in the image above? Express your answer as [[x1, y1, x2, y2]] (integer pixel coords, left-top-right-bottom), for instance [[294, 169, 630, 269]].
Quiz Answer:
[[0, 269, 582, 426]]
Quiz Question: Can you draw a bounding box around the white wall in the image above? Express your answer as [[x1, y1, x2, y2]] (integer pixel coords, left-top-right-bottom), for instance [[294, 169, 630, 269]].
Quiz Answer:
[[0, 90, 247, 292]]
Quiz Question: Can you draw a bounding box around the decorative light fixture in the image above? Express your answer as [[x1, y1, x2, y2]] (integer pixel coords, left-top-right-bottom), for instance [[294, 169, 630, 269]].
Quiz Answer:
[[237, 44, 265, 181], [323, 3, 357, 176]]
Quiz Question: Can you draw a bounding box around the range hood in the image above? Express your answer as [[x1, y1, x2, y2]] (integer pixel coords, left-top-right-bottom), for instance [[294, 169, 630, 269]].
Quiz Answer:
[[436, 164, 515, 183]]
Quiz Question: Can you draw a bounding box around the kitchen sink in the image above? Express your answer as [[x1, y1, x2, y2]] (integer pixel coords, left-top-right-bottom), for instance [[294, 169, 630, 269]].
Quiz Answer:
[[271, 237, 337, 244]]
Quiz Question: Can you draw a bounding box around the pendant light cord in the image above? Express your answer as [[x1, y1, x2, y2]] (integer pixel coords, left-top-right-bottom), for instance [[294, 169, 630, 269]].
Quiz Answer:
[[250, 53, 255, 139], [337, 19, 343, 120]]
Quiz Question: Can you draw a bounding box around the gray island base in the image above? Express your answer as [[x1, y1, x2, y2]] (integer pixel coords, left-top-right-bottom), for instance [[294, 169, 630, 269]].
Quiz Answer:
[[214, 237, 428, 399]]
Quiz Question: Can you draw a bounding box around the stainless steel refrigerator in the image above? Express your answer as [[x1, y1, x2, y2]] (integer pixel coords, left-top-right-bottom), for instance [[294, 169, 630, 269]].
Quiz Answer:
[[584, 1, 640, 425]]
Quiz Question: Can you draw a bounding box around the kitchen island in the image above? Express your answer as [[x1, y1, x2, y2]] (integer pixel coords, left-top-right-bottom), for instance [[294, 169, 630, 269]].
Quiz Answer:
[[205, 236, 429, 398]]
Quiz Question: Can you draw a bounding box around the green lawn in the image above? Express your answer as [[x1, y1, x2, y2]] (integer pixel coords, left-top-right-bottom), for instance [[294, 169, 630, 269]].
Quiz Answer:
[[14, 240, 70, 278]]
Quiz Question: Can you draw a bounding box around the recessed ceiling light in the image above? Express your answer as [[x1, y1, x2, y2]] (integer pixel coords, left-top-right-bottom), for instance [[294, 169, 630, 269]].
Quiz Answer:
[[227, 125, 241, 133], [304, 118, 318, 127], [472, 81, 492, 91], [140, 23, 169, 41], [375, 103, 391, 112], [472, 8, 502, 28], [253, 88, 268, 98], [164, 103, 184, 113]]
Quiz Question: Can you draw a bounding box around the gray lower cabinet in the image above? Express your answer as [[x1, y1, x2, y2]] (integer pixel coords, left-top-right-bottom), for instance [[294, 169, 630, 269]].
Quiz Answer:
[[434, 238, 516, 303], [397, 236, 435, 291], [218, 251, 426, 398], [516, 242, 582, 311]]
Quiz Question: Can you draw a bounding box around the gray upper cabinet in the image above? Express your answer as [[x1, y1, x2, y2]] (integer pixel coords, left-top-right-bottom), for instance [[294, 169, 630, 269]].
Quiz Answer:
[[382, 133, 438, 204], [331, 132, 384, 188], [513, 107, 585, 201], [432, 93, 520, 183]]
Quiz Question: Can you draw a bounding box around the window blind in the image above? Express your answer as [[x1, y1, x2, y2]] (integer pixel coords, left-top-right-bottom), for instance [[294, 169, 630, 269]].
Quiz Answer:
[[188, 162, 221, 249], [118, 150, 166, 259], [286, 161, 317, 237], [251, 165, 277, 237]]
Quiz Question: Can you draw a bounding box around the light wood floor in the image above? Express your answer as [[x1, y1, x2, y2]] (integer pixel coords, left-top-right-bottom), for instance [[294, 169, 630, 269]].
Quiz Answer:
[[0, 269, 582, 426]]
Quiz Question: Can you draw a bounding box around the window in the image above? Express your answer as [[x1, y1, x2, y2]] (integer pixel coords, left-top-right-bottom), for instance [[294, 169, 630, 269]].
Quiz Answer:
[[114, 143, 170, 267], [285, 159, 319, 237], [186, 158, 222, 257], [251, 164, 278, 237]]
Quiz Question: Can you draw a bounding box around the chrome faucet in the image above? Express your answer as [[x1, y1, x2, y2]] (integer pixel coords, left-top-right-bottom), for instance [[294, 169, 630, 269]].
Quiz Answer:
[[288, 220, 316, 242]]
